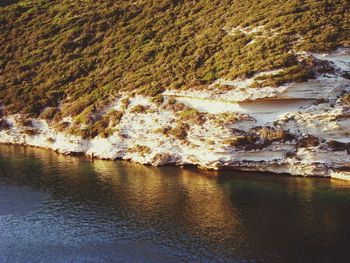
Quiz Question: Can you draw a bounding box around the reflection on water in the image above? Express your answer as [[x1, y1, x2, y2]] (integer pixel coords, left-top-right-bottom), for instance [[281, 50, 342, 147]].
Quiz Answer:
[[0, 145, 350, 262]]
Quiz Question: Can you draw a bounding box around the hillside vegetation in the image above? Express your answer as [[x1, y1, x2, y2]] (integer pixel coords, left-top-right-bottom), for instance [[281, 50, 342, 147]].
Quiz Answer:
[[0, 0, 349, 117]]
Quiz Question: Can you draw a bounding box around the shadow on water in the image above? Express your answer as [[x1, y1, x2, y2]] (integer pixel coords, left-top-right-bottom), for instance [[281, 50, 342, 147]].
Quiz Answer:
[[0, 144, 350, 262]]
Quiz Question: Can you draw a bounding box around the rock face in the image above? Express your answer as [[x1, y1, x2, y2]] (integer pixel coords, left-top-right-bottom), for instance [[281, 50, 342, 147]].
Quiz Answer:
[[0, 49, 350, 180]]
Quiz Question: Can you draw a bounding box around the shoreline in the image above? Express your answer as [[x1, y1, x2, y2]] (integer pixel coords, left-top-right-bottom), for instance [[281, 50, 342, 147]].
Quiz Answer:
[[0, 50, 349, 181], [1, 141, 349, 181]]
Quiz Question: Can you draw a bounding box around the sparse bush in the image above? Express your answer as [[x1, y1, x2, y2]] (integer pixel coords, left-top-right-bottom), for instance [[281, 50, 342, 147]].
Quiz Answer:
[[61, 97, 92, 117], [298, 135, 320, 148], [154, 126, 172, 136], [342, 93, 350, 105], [165, 101, 187, 112], [92, 118, 109, 134], [253, 127, 295, 142], [23, 128, 38, 136], [40, 107, 58, 120], [128, 145, 152, 157], [74, 128, 95, 139], [108, 110, 123, 126], [54, 121, 70, 132], [178, 108, 205, 125], [168, 97, 177, 104], [52, 111, 63, 123], [130, 104, 148, 114], [74, 105, 96, 125], [168, 122, 190, 140], [151, 94, 164, 105], [47, 137, 55, 143], [99, 128, 114, 138], [17, 118, 33, 127], [120, 97, 130, 110], [223, 126, 295, 150], [223, 135, 259, 149], [214, 112, 253, 126]]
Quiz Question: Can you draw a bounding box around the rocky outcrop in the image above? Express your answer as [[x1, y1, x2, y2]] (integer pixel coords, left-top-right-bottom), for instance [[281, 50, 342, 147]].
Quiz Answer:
[[0, 49, 350, 180]]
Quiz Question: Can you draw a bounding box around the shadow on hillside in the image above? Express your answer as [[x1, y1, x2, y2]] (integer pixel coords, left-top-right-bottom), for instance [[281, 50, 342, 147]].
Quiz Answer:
[[0, 0, 19, 8]]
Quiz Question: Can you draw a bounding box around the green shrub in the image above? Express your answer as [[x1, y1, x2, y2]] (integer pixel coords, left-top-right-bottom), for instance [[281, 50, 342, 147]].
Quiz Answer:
[[54, 121, 70, 132], [213, 112, 252, 126], [138, 85, 164, 97], [168, 97, 177, 104], [178, 108, 204, 125], [108, 110, 124, 126], [130, 104, 148, 114], [202, 71, 217, 83], [0, 0, 348, 119], [155, 126, 171, 135], [120, 97, 130, 110], [128, 145, 152, 157], [74, 105, 96, 125], [151, 94, 164, 105], [99, 128, 114, 138], [168, 122, 190, 140]]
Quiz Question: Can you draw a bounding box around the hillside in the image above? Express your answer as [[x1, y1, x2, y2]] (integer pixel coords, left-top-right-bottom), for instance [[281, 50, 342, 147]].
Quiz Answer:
[[0, 0, 350, 179], [1, 0, 349, 115]]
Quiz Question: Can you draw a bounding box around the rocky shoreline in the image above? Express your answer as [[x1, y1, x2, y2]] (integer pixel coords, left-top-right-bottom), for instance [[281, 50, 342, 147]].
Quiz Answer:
[[0, 49, 349, 180], [0, 131, 349, 180]]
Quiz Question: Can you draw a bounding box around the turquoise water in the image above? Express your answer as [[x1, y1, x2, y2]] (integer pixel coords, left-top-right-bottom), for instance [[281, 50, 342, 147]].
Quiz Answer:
[[0, 144, 350, 262]]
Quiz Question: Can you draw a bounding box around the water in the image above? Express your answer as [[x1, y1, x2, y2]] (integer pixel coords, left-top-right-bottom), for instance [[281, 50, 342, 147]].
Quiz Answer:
[[0, 145, 350, 262]]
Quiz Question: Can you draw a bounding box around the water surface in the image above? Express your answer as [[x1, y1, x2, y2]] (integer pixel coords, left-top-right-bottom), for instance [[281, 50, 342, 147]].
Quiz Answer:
[[0, 145, 350, 262]]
